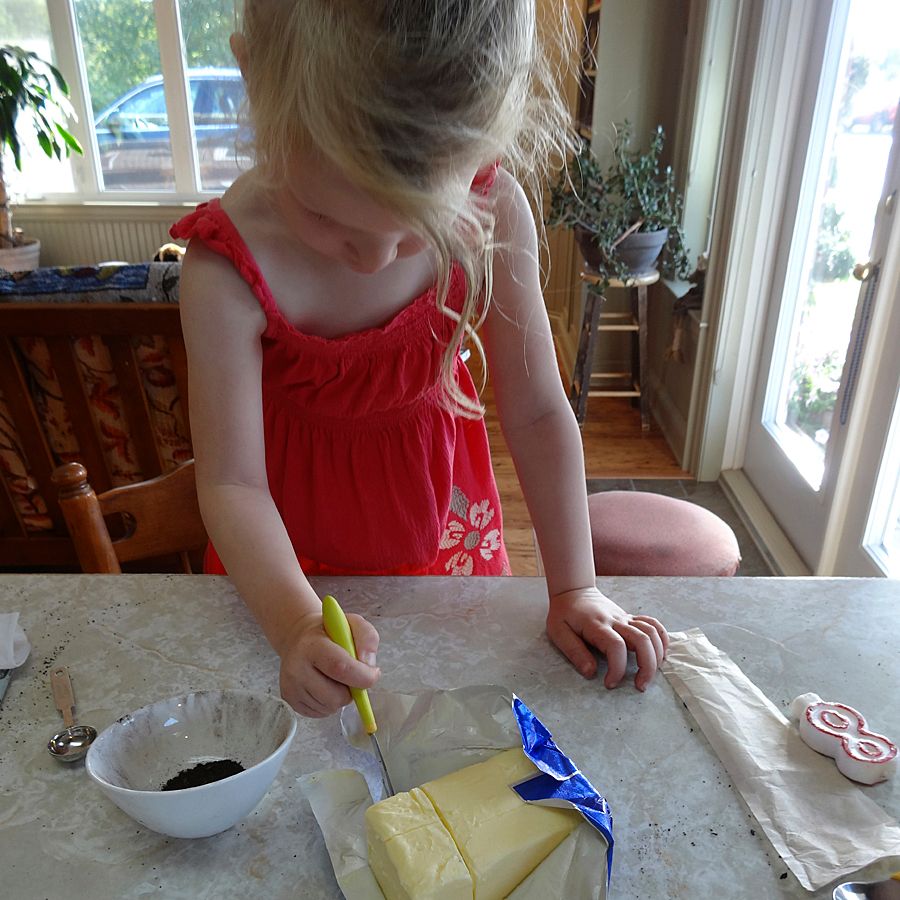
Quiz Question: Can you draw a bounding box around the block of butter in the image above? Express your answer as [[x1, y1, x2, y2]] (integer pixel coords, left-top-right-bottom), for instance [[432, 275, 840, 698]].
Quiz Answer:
[[366, 748, 581, 900]]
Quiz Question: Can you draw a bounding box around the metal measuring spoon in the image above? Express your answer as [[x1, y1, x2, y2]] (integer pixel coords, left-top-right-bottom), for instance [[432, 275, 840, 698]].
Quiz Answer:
[[47, 666, 97, 763], [834, 873, 900, 899]]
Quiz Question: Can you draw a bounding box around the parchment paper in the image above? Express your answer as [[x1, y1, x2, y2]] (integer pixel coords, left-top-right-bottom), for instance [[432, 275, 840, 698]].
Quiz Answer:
[[661, 628, 900, 891], [0, 611, 30, 703]]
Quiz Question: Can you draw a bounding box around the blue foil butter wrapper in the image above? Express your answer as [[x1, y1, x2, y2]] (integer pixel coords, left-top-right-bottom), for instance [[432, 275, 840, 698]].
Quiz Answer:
[[511, 694, 614, 881]]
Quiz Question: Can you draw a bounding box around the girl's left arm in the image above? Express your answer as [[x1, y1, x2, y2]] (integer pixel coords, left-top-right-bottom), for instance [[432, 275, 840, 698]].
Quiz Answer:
[[483, 170, 668, 690]]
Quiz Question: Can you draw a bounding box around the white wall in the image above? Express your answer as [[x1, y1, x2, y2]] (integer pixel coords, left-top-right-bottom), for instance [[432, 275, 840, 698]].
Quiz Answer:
[[591, 0, 688, 169]]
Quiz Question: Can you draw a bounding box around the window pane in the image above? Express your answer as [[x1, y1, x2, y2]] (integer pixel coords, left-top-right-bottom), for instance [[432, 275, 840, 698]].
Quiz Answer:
[[765, 0, 899, 490], [178, 0, 248, 191], [75, 0, 175, 191], [0, 2, 77, 197], [864, 391, 900, 576]]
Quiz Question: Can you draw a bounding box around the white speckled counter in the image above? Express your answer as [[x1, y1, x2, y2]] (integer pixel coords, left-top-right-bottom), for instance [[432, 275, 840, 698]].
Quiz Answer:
[[0, 575, 897, 899]]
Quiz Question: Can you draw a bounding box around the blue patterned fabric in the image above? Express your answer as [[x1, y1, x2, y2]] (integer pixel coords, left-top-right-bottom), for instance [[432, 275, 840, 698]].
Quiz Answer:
[[0, 263, 180, 304]]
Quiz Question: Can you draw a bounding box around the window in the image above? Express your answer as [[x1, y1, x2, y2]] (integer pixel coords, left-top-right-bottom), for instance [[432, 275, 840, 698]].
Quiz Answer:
[[0, 2, 76, 195], [3, 0, 243, 201]]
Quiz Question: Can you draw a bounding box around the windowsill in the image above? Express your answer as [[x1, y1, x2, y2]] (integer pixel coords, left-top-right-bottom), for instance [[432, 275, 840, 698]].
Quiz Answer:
[[661, 275, 694, 300], [11, 200, 201, 226], [13, 197, 206, 209]]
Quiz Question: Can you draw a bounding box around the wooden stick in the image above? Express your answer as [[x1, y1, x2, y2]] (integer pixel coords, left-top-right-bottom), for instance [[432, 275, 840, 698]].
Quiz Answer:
[[611, 219, 645, 250]]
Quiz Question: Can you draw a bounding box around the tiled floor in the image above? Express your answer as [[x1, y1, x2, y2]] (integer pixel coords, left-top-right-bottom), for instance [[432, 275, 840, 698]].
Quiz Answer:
[[585, 478, 774, 576]]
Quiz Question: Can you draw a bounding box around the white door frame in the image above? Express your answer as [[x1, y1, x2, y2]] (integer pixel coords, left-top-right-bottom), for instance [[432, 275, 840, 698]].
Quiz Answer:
[[691, 0, 839, 482], [822, 168, 900, 575]]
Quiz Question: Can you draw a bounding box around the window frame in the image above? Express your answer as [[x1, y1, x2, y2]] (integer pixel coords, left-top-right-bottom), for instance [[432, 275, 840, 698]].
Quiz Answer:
[[33, 0, 226, 204]]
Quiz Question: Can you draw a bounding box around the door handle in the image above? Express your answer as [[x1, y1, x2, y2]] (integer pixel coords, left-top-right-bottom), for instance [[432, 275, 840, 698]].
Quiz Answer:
[[853, 261, 877, 282]]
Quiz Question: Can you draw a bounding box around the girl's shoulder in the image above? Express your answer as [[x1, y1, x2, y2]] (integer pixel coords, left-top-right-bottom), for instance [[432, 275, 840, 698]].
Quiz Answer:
[[171, 171, 286, 276], [171, 175, 276, 332], [490, 167, 539, 252], [175, 171, 325, 324], [218, 172, 298, 258]]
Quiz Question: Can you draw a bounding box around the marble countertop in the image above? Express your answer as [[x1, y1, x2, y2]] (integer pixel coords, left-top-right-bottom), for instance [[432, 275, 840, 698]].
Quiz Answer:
[[0, 574, 898, 899]]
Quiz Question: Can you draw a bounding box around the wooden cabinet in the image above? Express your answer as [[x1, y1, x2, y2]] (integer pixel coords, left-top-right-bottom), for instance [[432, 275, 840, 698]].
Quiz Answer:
[[541, 0, 600, 383], [577, 2, 602, 139]]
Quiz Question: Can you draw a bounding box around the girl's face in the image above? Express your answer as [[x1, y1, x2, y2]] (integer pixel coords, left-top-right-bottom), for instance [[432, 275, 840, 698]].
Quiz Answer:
[[280, 151, 431, 275]]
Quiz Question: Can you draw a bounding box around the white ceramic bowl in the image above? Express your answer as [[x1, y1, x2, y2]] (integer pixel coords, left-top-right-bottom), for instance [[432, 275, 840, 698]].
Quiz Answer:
[[85, 689, 297, 838]]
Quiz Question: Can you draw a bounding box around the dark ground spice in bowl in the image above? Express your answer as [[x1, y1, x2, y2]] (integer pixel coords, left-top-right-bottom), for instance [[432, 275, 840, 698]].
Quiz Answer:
[[160, 759, 244, 791]]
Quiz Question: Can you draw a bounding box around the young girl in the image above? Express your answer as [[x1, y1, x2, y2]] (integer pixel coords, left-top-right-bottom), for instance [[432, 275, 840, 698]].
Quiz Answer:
[[172, 0, 668, 720]]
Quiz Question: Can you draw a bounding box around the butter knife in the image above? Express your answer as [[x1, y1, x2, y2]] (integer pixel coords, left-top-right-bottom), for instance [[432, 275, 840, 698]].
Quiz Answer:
[[321, 594, 395, 796]]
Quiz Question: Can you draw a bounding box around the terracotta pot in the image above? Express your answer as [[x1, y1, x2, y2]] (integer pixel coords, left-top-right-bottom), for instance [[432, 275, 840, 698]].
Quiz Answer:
[[0, 237, 41, 273]]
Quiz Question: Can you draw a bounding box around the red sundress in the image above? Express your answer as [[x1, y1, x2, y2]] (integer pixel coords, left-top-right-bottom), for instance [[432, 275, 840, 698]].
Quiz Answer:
[[170, 186, 510, 577]]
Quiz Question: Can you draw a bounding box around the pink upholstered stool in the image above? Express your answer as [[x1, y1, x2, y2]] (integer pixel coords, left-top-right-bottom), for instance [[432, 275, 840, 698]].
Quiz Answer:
[[588, 490, 741, 576]]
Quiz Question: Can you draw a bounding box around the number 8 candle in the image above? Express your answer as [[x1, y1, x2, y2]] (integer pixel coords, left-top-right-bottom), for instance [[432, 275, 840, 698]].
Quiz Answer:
[[790, 692, 898, 785]]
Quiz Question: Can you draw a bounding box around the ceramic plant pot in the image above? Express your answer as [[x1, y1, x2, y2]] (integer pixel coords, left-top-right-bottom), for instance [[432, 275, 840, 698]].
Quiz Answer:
[[574, 226, 669, 279], [573, 225, 605, 270], [0, 237, 41, 273], [615, 227, 668, 276]]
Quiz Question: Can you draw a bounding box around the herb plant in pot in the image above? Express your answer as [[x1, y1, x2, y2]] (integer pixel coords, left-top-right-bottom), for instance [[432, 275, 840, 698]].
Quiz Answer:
[[547, 123, 692, 293], [0, 44, 83, 273]]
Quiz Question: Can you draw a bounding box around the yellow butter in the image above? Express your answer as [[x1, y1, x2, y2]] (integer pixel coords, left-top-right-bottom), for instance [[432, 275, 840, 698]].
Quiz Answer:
[[365, 787, 471, 900], [366, 749, 580, 900], [422, 749, 579, 900]]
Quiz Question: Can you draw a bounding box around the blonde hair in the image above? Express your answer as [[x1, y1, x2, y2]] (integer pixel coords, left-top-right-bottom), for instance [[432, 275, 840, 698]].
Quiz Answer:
[[239, 0, 576, 416]]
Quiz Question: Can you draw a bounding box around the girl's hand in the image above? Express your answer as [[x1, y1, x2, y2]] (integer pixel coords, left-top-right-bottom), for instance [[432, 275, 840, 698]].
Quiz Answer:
[[546, 587, 668, 691], [276, 610, 381, 718]]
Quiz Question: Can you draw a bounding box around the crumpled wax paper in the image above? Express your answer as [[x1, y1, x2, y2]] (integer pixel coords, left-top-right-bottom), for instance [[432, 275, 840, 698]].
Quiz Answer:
[[0, 611, 31, 703], [661, 629, 900, 891], [298, 684, 610, 900]]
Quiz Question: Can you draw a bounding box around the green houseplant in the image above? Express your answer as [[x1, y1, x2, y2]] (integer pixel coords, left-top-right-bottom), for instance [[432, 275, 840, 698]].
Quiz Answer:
[[0, 44, 83, 271], [547, 123, 692, 292]]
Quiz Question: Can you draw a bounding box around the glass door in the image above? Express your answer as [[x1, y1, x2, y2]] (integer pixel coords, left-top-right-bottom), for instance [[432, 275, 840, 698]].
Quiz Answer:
[[828, 223, 900, 576], [742, 0, 900, 571]]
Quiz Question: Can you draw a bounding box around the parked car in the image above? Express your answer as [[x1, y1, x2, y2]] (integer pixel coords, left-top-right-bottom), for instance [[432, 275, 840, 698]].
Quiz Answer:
[[94, 68, 249, 190]]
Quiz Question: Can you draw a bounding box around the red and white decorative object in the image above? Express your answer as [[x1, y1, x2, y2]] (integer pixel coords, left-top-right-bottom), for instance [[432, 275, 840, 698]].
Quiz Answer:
[[790, 692, 898, 785]]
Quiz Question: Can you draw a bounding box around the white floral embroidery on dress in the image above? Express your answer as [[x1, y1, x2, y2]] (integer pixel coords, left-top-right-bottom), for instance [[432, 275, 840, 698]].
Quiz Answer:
[[440, 486, 501, 574]]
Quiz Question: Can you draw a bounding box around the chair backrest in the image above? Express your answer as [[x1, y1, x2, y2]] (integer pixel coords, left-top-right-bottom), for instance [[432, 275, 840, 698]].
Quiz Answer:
[[0, 262, 188, 568], [51, 459, 208, 573]]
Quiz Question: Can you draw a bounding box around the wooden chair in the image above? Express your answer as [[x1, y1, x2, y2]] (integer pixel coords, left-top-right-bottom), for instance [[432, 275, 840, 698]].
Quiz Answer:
[[0, 298, 190, 567], [51, 459, 208, 573]]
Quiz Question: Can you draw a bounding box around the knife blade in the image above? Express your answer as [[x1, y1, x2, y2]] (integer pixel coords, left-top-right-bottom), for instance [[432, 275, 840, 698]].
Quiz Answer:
[[321, 594, 395, 796]]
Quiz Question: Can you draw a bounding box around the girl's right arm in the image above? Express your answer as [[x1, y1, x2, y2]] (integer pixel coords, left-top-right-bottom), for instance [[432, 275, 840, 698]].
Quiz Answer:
[[178, 240, 380, 716]]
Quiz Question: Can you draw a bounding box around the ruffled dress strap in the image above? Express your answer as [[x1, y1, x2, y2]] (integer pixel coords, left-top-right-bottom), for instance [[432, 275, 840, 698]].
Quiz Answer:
[[170, 199, 280, 327], [471, 161, 500, 196]]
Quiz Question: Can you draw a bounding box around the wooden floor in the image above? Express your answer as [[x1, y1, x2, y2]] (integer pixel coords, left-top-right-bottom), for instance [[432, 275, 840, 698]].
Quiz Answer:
[[484, 389, 689, 575]]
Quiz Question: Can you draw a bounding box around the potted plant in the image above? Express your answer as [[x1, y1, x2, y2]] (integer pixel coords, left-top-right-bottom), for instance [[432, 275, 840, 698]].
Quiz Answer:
[[0, 44, 83, 272], [547, 122, 692, 293]]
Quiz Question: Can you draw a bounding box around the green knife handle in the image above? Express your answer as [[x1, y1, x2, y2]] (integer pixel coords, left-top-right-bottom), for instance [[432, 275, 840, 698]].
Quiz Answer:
[[321, 594, 377, 734]]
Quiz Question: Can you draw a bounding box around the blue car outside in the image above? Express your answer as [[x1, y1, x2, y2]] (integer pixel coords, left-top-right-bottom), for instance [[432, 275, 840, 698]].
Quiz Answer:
[[94, 68, 248, 190]]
